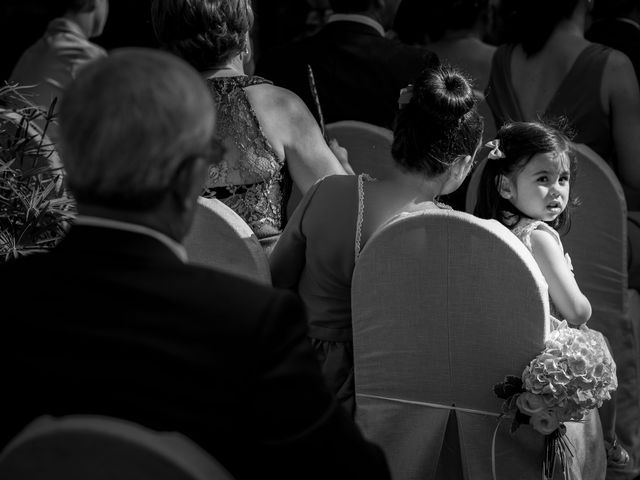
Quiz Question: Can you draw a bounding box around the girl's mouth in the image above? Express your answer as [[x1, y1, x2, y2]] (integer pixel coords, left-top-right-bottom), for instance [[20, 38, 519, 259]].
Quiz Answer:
[[547, 201, 562, 212]]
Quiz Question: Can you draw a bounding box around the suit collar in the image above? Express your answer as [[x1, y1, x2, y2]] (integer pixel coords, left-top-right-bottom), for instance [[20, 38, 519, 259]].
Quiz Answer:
[[74, 215, 187, 262], [57, 225, 186, 266]]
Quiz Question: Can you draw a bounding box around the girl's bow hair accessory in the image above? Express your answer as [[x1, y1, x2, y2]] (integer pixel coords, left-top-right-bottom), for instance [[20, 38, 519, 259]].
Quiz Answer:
[[486, 139, 506, 160], [398, 84, 413, 109]]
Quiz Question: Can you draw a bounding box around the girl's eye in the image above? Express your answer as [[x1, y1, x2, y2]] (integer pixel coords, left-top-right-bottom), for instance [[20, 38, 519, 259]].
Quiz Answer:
[[537, 176, 548, 183], [559, 175, 570, 183]]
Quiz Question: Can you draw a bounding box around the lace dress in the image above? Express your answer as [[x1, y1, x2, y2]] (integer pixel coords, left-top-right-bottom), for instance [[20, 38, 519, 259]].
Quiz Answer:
[[202, 76, 291, 252]]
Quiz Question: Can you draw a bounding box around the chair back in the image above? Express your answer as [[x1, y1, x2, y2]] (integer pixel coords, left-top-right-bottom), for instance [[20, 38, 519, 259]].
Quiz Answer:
[[563, 144, 640, 461], [287, 120, 394, 218], [184, 197, 271, 284], [352, 209, 550, 479], [465, 144, 640, 473], [326, 120, 395, 179], [0, 415, 234, 480]]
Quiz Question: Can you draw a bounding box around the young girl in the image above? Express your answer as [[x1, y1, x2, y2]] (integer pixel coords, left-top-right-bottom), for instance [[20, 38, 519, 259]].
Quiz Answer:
[[474, 121, 629, 467]]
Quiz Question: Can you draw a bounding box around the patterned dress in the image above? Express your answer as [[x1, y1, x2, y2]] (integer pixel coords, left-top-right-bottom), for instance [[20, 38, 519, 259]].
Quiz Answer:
[[202, 76, 291, 252]]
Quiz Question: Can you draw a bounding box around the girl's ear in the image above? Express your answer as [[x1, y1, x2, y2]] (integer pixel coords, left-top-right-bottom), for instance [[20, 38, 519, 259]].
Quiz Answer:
[[498, 175, 514, 199]]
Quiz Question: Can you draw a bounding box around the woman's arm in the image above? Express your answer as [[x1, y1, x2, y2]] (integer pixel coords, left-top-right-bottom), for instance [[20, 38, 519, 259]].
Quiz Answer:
[[250, 85, 351, 195], [604, 50, 640, 191], [270, 180, 323, 290], [530, 229, 591, 325]]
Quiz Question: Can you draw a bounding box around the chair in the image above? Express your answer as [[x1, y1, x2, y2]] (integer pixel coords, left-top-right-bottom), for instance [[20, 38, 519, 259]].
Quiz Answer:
[[0, 415, 234, 480], [351, 209, 604, 479], [286, 120, 394, 218], [562, 144, 640, 471], [465, 145, 640, 475], [183, 196, 271, 285]]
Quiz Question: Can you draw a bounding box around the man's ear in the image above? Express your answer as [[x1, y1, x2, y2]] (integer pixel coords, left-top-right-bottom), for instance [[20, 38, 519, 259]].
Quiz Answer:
[[172, 156, 209, 212], [498, 175, 513, 199]]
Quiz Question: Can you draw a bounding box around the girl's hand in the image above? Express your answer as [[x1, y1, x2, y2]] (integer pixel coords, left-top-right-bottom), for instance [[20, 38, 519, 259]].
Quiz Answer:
[[530, 229, 591, 325]]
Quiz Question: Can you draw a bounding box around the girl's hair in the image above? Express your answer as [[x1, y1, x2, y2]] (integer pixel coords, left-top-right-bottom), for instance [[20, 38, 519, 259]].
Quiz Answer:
[[474, 121, 577, 232], [151, 0, 254, 71], [392, 65, 484, 177]]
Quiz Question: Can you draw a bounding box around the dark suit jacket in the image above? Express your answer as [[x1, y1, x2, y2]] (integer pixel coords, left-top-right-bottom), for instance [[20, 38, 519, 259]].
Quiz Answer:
[[256, 20, 439, 129], [0, 225, 390, 479], [587, 18, 640, 84]]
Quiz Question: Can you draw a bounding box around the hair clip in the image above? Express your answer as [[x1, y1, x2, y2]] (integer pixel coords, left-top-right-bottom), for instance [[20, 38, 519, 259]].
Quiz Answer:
[[485, 139, 505, 160], [398, 84, 413, 109]]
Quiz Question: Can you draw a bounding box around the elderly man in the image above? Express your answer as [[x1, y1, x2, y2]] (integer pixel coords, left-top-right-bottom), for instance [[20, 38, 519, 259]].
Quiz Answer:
[[0, 48, 390, 480]]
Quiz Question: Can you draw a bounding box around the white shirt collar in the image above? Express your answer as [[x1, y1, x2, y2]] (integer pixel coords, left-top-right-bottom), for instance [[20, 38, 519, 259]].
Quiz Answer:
[[74, 215, 188, 263], [327, 13, 385, 37], [615, 17, 640, 31]]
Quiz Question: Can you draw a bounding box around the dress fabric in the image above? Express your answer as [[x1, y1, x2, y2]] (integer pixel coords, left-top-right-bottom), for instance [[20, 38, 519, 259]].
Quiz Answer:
[[486, 43, 615, 170], [511, 217, 609, 480], [202, 76, 290, 251]]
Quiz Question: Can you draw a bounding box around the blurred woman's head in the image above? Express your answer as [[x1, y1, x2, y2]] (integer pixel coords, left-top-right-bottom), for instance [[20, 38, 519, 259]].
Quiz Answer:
[[392, 65, 484, 193], [151, 0, 253, 70], [511, 0, 583, 55]]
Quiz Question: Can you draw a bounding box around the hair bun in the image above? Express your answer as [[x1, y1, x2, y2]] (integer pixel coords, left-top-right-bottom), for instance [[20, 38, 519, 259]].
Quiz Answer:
[[411, 66, 476, 125]]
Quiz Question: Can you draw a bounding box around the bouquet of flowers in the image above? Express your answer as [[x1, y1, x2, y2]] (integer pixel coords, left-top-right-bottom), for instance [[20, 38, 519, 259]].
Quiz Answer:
[[494, 321, 617, 479]]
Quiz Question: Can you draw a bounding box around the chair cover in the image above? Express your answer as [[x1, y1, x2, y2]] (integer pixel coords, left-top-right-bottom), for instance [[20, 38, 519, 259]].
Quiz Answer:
[[351, 209, 602, 480], [563, 144, 640, 474], [287, 120, 394, 218], [184, 196, 271, 285], [0, 414, 234, 480]]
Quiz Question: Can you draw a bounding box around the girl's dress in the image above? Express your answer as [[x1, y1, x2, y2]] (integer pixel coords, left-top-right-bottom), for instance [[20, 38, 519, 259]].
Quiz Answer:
[[511, 217, 612, 479], [202, 76, 291, 253]]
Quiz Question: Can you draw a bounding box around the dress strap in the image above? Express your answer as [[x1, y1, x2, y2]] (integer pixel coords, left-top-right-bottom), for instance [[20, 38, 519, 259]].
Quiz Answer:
[[355, 174, 375, 262]]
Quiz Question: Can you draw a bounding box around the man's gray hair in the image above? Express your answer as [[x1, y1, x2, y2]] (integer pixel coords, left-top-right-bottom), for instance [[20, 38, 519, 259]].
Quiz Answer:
[[58, 48, 216, 209]]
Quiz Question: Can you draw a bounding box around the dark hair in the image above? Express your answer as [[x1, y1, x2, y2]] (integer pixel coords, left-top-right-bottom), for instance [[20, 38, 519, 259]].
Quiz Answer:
[[392, 65, 483, 177], [395, 0, 490, 44], [474, 121, 577, 232], [151, 0, 253, 71], [328, 0, 372, 14], [592, 0, 638, 18], [512, 0, 580, 56]]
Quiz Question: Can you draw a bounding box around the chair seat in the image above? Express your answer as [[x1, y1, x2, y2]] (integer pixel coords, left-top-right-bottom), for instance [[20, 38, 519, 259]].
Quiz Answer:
[[0, 415, 234, 480]]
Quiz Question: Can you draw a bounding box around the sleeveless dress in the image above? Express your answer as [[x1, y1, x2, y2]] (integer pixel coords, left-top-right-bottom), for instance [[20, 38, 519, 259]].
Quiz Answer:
[[270, 173, 446, 417], [511, 218, 609, 480], [487, 43, 616, 171], [202, 76, 291, 253]]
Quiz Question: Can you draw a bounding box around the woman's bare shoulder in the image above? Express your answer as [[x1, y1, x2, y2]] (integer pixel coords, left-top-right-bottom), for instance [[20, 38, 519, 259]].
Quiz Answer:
[[245, 82, 308, 116]]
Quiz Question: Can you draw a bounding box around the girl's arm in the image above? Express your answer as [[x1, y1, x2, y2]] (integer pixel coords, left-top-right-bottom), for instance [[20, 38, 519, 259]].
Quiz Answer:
[[530, 229, 591, 325]]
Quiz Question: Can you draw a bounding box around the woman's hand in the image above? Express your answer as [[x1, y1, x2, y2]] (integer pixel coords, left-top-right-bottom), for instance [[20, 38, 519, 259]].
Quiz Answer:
[[328, 138, 354, 175]]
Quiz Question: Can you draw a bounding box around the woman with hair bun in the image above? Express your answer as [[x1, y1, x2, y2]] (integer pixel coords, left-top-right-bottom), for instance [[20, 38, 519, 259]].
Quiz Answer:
[[270, 65, 484, 416]]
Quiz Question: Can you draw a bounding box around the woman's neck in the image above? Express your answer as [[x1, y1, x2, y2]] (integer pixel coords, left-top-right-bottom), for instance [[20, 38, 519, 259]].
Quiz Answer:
[[387, 168, 448, 204], [202, 56, 245, 79]]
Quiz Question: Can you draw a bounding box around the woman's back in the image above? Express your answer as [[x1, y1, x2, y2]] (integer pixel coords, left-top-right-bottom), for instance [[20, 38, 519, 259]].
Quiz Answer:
[[488, 41, 613, 160], [203, 76, 288, 243]]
